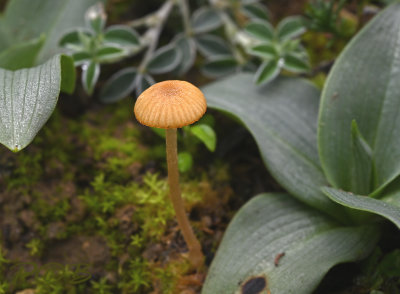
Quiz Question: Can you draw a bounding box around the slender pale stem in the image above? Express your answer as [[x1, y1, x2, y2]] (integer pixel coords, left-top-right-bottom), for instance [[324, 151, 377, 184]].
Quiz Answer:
[[165, 128, 204, 267]]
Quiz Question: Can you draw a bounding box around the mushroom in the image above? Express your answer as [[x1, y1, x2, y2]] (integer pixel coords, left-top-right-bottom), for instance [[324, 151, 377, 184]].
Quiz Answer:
[[134, 80, 206, 267]]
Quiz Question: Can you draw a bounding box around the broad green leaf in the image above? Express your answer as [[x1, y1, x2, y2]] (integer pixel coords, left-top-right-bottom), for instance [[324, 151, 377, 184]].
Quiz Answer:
[[0, 55, 69, 151], [147, 45, 181, 75], [191, 7, 222, 34], [318, 4, 400, 194], [59, 29, 92, 51], [241, 2, 270, 21], [202, 193, 379, 294], [173, 35, 196, 76], [202, 56, 238, 78], [0, 35, 45, 70], [283, 53, 310, 73], [135, 74, 155, 97], [248, 43, 278, 59], [95, 46, 126, 63], [195, 34, 231, 57], [190, 124, 217, 152], [72, 51, 92, 65], [277, 16, 306, 41], [60, 54, 76, 94], [254, 59, 280, 85], [99, 67, 137, 103], [0, 0, 102, 63], [178, 152, 193, 173], [202, 73, 345, 217], [244, 21, 275, 43], [82, 61, 100, 95], [104, 25, 140, 47], [322, 187, 400, 229], [350, 120, 373, 195]]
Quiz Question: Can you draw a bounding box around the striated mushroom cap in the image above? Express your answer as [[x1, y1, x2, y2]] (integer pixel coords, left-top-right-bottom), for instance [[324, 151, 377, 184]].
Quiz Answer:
[[134, 80, 207, 129]]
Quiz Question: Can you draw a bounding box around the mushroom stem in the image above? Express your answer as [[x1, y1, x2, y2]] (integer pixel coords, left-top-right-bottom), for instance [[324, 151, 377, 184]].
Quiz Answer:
[[165, 128, 204, 267]]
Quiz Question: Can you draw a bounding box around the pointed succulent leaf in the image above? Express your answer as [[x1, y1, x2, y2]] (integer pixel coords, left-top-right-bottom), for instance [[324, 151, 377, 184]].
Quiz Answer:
[[202, 74, 345, 217], [254, 59, 281, 85], [95, 46, 126, 63], [59, 29, 92, 51], [147, 45, 181, 75], [192, 7, 222, 34], [195, 34, 231, 57], [202, 55, 238, 78], [318, 4, 400, 194], [322, 187, 400, 229], [248, 43, 278, 59], [82, 61, 100, 95], [0, 55, 74, 151], [202, 193, 379, 294], [104, 25, 140, 47], [277, 16, 306, 41], [283, 53, 310, 73], [99, 67, 137, 103], [244, 21, 275, 42], [190, 124, 217, 152]]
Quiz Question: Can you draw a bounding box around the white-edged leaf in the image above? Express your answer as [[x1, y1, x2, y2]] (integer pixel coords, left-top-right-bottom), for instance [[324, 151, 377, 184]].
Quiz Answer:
[[59, 29, 93, 51], [322, 187, 400, 229], [283, 53, 310, 73], [202, 193, 379, 294], [95, 46, 127, 63], [244, 21, 275, 43], [82, 61, 99, 95], [190, 124, 216, 152], [173, 35, 196, 76], [248, 43, 278, 59], [202, 74, 346, 217], [135, 74, 155, 97], [241, 2, 270, 21], [147, 45, 181, 75], [202, 55, 238, 78], [0, 55, 71, 151], [254, 59, 281, 85], [191, 7, 222, 34], [318, 4, 400, 194], [99, 67, 137, 103], [104, 25, 140, 47], [277, 16, 306, 41], [195, 34, 231, 57]]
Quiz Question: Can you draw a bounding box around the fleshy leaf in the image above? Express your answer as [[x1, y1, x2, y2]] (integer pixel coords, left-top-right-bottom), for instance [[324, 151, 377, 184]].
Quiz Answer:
[[202, 193, 379, 294], [99, 67, 137, 103], [190, 124, 217, 152], [322, 187, 400, 229], [192, 7, 222, 34], [283, 53, 310, 73], [82, 61, 100, 95], [147, 45, 181, 75], [195, 34, 231, 57], [104, 25, 140, 47], [0, 55, 67, 151], [241, 2, 270, 21], [248, 43, 278, 59], [277, 16, 306, 41], [202, 73, 345, 217], [244, 21, 275, 43], [173, 35, 196, 76], [318, 4, 400, 194], [254, 59, 280, 85], [202, 56, 238, 78]]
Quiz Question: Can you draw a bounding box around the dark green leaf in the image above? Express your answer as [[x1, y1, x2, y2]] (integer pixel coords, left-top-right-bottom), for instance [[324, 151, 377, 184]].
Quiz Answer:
[[59, 29, 92, 51], [135, 74, 155, 97], [190, 124, 217, 152], [195, 34, 231, 57], [95, 46, 126, 63], [283, 53, 310, 73], [318, 4, 400, 194], [244, 21, 275, 43], [248, 43, 278, 59], [178, 152, 193, 173], [277, 16, 306, 41], [202, 56, 238, 78], [0, 55, 66, 151], [99, 67, 137, 103], [203, 193, 379, 294], [104, 25, 140, 47], [254, 59, 281, 85], [322, 187, 400, 229], [60, 54, 76, 94], [82, 61, 100, 95], [147, 45, 181, 75], [191, 7, 222, 34], [202, 74, 345, 217], [173, 35, 196, 76], [72, 51, 92, 65], [241, 2, 270, 21], [0, 35, 45, 70]]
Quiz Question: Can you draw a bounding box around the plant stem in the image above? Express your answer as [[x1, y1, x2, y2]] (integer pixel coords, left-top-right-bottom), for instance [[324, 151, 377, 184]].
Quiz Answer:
[[165, 128, 204, 268], [178, 0, 192, 36]]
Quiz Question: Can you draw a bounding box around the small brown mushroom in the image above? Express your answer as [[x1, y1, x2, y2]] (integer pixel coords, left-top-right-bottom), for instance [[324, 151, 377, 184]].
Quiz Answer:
[[134, 80, 206, 267]]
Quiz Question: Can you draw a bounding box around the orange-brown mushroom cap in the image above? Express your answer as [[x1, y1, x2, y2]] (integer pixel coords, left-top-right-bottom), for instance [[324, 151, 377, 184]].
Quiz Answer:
[[134, 80, 207, 129]]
